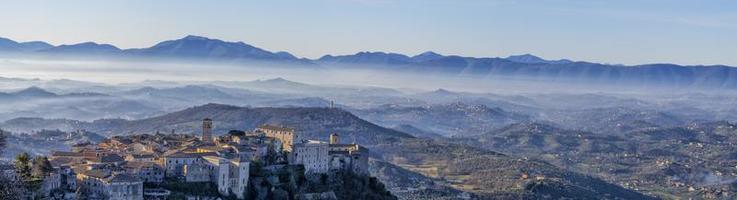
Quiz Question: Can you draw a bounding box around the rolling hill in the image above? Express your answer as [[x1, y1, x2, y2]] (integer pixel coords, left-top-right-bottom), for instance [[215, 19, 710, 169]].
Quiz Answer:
[[0, 103, 413, 145]]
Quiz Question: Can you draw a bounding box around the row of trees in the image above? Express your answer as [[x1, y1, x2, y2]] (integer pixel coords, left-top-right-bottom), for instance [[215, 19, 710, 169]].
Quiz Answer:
[[14, 152, 54, 182]]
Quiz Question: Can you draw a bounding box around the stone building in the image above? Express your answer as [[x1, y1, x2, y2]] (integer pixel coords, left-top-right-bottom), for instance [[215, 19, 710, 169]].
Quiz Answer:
[[202, 118, 213, 143], [258, 125, 300, 152], [288, 133, 369, 175], [76, 170, 143, 200], [183, 163, 210, 182], [201, 156, 250, 199], [123, 161, 164, 183], [327, 134, 369, 175], [328, 143, 369, 175], [125, 154, 155, 162], [290, 140, 330, 174], [162, 152, 208, 177]]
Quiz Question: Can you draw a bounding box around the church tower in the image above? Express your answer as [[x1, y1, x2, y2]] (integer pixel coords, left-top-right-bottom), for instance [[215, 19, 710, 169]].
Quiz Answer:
[[202, 118, 213, 142]]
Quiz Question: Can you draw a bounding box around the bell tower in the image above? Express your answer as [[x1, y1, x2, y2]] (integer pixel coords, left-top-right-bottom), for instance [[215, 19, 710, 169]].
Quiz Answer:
[[202, 118, 213, 142]]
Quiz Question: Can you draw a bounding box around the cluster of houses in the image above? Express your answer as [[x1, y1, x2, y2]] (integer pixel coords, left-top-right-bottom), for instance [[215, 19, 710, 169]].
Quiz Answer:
[[7, 118, 369, 200]]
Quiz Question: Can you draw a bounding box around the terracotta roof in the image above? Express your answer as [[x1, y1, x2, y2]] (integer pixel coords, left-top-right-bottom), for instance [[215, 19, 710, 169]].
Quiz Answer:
[[165, 152, 217, 158], [124, 161, 160, 169], [86, 154, 125, 163], [52, 151, 83, 157], [50, 157, 77, 167]]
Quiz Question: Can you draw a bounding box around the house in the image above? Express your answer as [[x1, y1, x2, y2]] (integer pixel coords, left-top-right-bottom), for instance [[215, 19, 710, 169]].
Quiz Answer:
[[123, 162, 164, 183], [76, 170, 143, 200], [125, 154, 155, 162], [201, 156, 250, 199], [290, 140, 330, 174], [258, 125, 300, 152], [85, 154, 125, 165], [162, 152, 216, 177], [183, 163, 210, 182]]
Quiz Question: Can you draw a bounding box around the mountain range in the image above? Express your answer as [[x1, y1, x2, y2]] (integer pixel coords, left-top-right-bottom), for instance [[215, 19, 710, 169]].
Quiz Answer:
[[3, 35, 737, 89]]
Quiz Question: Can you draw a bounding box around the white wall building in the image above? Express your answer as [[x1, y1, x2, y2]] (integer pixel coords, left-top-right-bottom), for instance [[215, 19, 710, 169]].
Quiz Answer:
[[290, 140, 330, 174]]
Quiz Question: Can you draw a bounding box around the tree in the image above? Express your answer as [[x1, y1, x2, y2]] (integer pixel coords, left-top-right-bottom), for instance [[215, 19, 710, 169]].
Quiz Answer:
[[31, 156, 53, 180], [14, 152, 32, 182]]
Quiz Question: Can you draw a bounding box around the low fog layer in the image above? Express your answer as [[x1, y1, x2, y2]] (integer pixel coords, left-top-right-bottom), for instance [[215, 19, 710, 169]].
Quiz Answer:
[[1, 56, 730, 95], [1, 56, 737, 126]]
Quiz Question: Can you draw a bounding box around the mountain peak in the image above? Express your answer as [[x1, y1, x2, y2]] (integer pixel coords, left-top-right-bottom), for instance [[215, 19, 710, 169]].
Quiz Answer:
[[432, 88, 455, 94], [318, 51, 413, 65], [417, 51, 442, 57], [126, 35, 309, 63], [412, 51, 444, 62], [266, 77, 288, 82], [259, 77, 303, 85], [182, 35, 212, 41], [42, 42, 121, 54], [0, 37, 21, 51], [19, 41, 53, 51], [505, 54, 572, 64], [506, 54, 544, 62], [13, 86, 57, 97]]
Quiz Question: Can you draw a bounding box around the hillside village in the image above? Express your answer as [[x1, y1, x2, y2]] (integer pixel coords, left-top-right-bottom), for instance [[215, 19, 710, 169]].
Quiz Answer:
[[1, 118, 391, 200]]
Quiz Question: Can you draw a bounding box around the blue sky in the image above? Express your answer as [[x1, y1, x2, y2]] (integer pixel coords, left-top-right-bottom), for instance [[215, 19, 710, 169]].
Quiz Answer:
[[0, 0, 735, 65]]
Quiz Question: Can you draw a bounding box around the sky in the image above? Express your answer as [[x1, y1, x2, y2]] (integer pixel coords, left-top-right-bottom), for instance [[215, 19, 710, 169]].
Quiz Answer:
[[0, 0, 735, 66]]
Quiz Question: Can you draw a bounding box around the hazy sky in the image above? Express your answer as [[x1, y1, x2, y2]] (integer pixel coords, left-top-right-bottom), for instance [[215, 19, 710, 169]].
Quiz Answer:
[[0, 0, 735, 66]]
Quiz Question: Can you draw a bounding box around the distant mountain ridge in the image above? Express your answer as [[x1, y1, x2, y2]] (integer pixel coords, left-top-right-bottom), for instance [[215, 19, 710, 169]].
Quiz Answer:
[[3, 35, 737, 89], [0, 35, 311, 64], [0, 37, 54, 52], [124, 35, 304, 62]]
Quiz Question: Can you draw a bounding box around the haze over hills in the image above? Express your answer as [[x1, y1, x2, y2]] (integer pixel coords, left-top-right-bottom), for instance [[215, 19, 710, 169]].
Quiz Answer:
[[3, 35, 737, 90], [2, 62, 737, 199], [3, 76, 737, 198], [0, 102, 657, 199]]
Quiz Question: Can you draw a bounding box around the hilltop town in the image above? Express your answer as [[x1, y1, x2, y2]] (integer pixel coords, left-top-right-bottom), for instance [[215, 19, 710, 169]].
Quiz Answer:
[[1, 118, 391, 200]]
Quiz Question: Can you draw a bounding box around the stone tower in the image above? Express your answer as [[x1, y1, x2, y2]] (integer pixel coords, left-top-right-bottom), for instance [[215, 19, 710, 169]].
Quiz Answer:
[[329, 133, 339, 144], [202, 118, 213, 142]]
